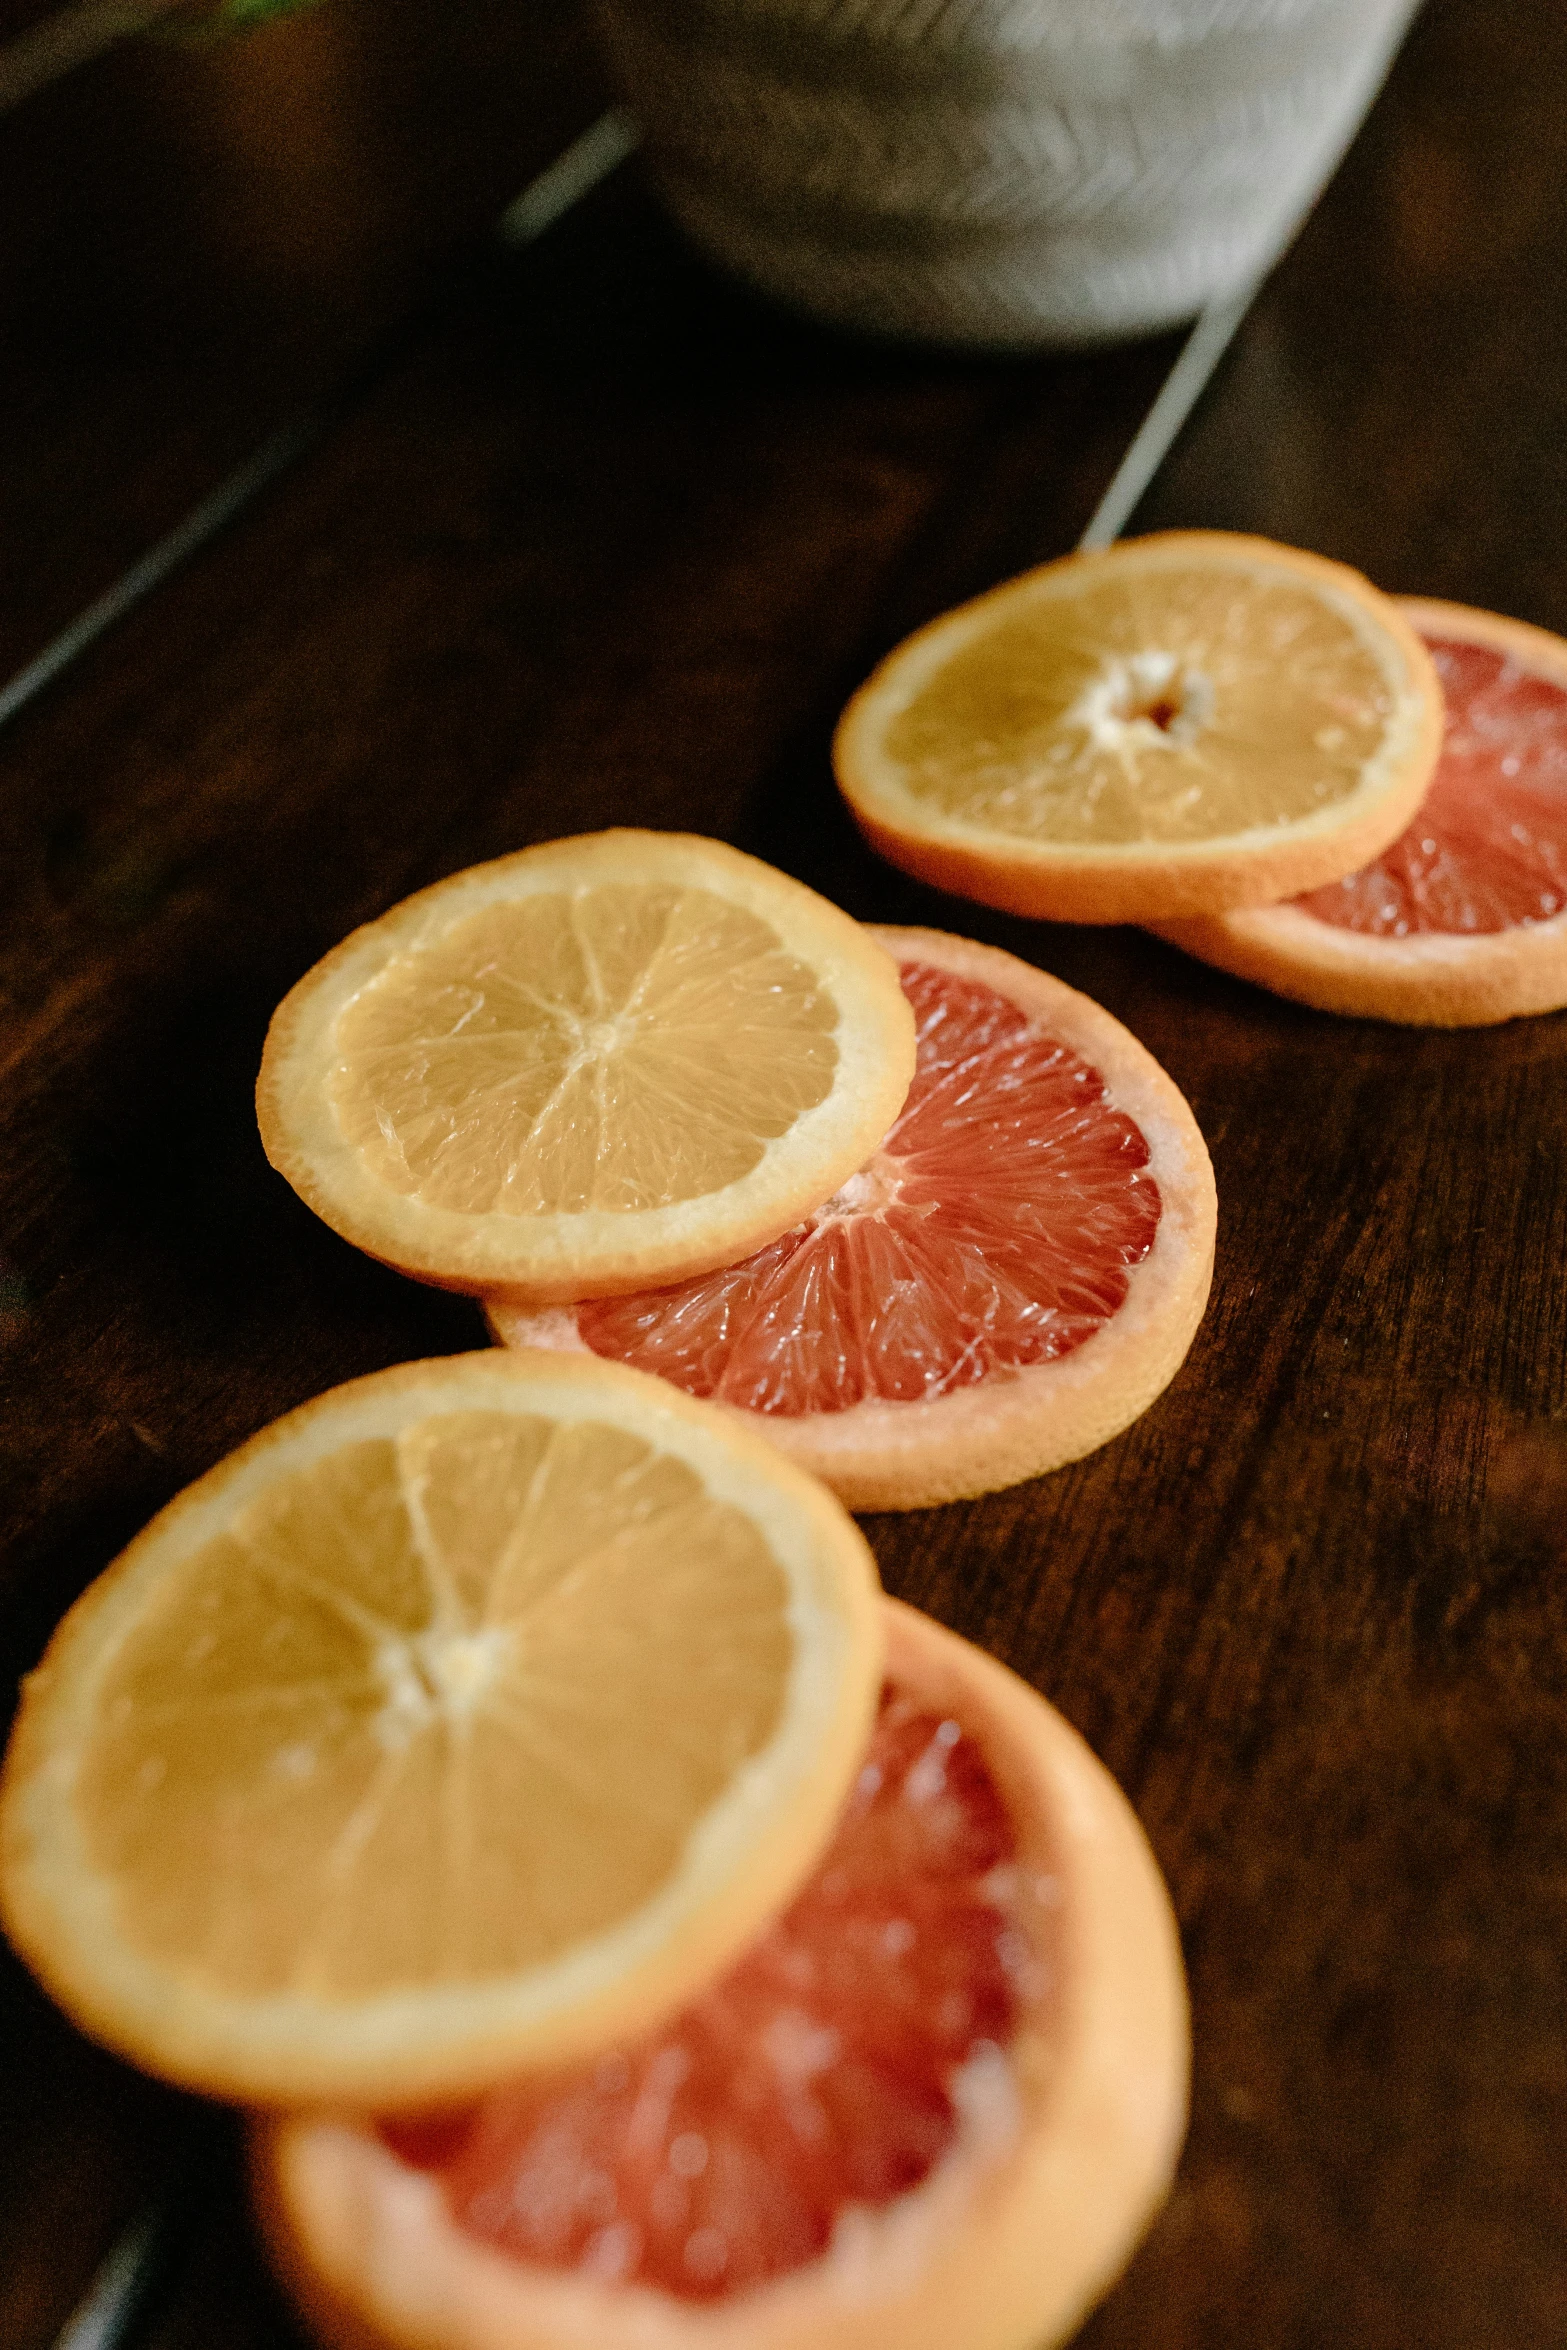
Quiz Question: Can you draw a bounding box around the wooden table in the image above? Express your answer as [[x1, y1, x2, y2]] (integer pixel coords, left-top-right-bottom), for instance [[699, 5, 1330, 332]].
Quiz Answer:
[[3, 2, 1566, 2343]]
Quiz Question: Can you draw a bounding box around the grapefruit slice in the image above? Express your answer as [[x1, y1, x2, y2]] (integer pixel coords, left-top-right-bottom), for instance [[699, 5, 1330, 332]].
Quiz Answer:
[[257, 833, 917, 1304], [1152, 600, 1567, 1025], [0, 1352, 883, 2107], [253, 1597, 1189, 2350], [488, 929, 1216, 1511], [834, 532, 1443, 924]]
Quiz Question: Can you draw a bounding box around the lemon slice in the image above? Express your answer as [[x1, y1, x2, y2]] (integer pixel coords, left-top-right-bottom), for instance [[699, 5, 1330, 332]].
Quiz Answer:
[[0, 1352, 884, 2107], [835, 532, 1443, 924], [257, 832, 917, 1302]]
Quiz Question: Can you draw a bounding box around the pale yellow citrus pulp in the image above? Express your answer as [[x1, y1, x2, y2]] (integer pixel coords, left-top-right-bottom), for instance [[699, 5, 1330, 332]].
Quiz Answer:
[[0, 1353, 883, 2107], [835, 532, 1443, 923], [258, 833, 916, 1302]]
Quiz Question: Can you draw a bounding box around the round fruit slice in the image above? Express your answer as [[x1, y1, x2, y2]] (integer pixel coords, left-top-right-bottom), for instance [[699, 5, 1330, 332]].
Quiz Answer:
[[834, 531, 1443, 924], [258, 832, 917, 1303], [253, 1597, 1189, 2350], [1152, 599, 1567, 1026], [488, 928, 1216, 1511], [0, 1352, 883, 2107]]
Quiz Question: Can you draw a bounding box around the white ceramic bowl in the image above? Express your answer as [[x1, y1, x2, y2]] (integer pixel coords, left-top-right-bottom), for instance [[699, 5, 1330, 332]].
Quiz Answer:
[[590, 0, 1424, 346]]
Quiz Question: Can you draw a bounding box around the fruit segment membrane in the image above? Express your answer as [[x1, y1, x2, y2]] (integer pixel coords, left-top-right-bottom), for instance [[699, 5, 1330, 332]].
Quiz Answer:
[[329, 886, 839, 1214], [74, 1410, 792, 2001], [570, 961, 1161, 1415], [880, 565, 1392, 845], [1297, 638, 1567, 935], [384, 1684, 1045, 2303]]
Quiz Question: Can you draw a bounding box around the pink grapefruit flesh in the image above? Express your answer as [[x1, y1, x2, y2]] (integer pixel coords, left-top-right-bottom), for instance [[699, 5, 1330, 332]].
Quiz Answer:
[[381, 1681, 1038, 2304], [253, 1597, 1190, 2350], [489, 929, 1217, 1509], [557, 959, 1160, 1415], [1296, 634, 1567, 935], [1150, 602, 1567, 1026]]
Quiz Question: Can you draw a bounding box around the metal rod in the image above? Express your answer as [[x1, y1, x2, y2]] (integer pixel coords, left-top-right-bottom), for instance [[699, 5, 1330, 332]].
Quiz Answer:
[[0, 418, 317, 734], [1077, 279, 1262, 553], [0, 109, 640, 740], [497, 109, 639, 247], [46, 2110, 232, 2350], [49, 2196, 179, 2350]]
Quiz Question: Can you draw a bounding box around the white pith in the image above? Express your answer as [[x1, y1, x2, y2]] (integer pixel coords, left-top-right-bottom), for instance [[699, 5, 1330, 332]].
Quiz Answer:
[[1063, 648, 1216, 762]]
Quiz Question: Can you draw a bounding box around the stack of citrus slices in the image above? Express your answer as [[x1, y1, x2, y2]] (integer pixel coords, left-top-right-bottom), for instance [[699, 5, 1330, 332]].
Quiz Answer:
[[258, 828, 1217, 1506], [11, 520, 1557, 2350], [0, 1351, 1189, 2350], [1153, 599, 1567, 1025], [835, 532, 1567, 1028], [489, 928, 1215, 1509], [0, 821, 1212, 2343]]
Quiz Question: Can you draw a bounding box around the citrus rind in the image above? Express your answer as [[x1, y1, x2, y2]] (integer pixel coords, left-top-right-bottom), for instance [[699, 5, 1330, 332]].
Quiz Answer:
[[251, 1597, 1189, 2350], [834, 533, 1443, 924], [0, 1352, 884, 2108], [257, 833, 917, 1304], [489, 928, 1217, 1511], [1153, 599, 1567, 1026]]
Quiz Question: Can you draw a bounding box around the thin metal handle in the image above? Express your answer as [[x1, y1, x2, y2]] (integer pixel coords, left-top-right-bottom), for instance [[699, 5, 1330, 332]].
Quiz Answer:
[[1077, 282, 1261, 554], [0, 110, 641, 739]]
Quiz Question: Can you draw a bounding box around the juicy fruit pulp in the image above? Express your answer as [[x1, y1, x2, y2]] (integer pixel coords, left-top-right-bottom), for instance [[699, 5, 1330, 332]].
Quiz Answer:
[[78, 1411, 792, 1999], [332, 886, 840, 1218], [571, 960, 1162, 1415], [384, 1682, 1038, 2304], [256, 833, 918, 1305], [254, 1598, 1191, 2350], [880, 563, 1394, 849], [835, 535, 1445, 926], [1297, 635, 1567, 935], [0, 1355, 885, 2105]]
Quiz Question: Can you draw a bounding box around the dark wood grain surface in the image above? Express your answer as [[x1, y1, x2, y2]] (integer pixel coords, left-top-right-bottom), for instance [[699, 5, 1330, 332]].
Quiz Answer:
[[0, 0, 607, 683], [4, 1, 1567, 2344]]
